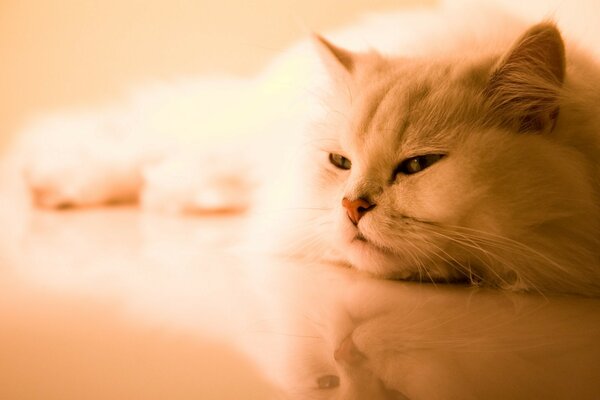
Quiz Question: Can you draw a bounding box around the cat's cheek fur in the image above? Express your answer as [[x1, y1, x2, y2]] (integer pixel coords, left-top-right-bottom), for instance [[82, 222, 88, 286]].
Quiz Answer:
[[392, 166, 469, 226]]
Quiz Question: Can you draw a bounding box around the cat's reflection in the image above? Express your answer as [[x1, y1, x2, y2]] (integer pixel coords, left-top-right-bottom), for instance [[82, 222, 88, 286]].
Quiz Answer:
[[243, 257, 600, 400], [11, 209, 600, 400], [235, 259, 410, 399]]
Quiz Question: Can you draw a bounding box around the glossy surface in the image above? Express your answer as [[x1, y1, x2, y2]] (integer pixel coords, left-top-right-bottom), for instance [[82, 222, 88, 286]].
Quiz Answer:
[[1, 197, 599, 399]]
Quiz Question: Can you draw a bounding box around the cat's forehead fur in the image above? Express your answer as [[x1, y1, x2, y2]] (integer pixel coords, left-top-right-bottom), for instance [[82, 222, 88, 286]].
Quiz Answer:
[[346, 55, 498, 159]]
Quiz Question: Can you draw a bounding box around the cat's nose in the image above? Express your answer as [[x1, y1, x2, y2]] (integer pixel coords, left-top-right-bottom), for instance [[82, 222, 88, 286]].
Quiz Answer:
[[342, 197, 375, 225]]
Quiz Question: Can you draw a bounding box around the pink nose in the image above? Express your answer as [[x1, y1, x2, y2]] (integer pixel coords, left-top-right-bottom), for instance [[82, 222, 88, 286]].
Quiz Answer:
[[342, 197, 375, 225]]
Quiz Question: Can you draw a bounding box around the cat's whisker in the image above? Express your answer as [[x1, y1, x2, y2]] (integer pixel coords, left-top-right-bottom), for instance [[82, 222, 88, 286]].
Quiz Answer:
[[432, 226, 551, 274], [416, 224, 516, 288], [442, 225, 574, 276], [401, 239, 432, 284], [426, 226, 549, 295], [406, 240, 442, 285], [432, 232, 508, 281], [416, 235, 484, 284]]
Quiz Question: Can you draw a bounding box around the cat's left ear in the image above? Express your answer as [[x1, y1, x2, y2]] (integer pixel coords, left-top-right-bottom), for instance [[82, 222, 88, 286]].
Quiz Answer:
[[485, 22, 566, 133]]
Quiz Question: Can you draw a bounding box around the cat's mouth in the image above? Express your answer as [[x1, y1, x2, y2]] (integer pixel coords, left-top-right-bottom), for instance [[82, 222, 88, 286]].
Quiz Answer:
[[354, 232, 368, 242], [349, 231, 472, 283], [351, 232, 391, 254]]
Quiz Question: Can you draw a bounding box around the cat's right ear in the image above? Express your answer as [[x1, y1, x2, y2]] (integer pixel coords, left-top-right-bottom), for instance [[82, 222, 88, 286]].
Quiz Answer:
[[312, 34, 358, 84], [313, 34, 355, 74]]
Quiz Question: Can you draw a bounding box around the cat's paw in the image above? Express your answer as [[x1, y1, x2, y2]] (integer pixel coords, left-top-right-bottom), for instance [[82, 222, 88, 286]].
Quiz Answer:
[[141, 148, 256, 214], [25, 154, 143, 208], [19, 112, 149, 208]]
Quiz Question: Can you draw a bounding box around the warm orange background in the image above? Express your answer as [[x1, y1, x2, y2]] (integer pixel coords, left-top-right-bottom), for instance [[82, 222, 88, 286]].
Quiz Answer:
[[0, 0, 434, 153]]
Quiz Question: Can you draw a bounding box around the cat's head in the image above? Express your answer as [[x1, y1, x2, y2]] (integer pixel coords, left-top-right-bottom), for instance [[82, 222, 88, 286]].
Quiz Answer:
[[301, 22, 600, 294]]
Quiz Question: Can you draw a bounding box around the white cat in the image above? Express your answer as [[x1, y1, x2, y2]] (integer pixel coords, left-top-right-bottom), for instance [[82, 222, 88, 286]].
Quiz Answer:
[[250, 6, 600, 296], [9, 2, 600, 295]]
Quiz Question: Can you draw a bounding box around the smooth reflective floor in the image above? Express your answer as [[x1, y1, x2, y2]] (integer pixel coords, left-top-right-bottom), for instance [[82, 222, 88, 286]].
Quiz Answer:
[[1, 194, 600, 399]]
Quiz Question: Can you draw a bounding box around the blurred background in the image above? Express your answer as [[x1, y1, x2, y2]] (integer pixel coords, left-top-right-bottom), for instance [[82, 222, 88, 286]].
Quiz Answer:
[[0, 0, 434, 154]]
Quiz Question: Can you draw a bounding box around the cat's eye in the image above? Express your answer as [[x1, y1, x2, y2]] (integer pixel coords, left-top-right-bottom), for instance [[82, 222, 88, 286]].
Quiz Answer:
[[329, 153, 351, 170], [396, 154, 445, 176]]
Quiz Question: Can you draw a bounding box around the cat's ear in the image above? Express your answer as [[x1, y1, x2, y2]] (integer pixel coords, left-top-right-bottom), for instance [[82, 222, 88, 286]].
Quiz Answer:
[[312, 34, 359, 83], [485, 22, 566, 133]]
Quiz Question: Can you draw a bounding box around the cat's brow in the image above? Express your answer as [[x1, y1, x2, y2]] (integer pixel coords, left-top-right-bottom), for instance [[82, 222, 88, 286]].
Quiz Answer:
[[407, 82, 431, 113], [395, 82, 433, 146], [370, 78, 414, 145], [355, 86, 386, 139], [356, 74, 431, 151]]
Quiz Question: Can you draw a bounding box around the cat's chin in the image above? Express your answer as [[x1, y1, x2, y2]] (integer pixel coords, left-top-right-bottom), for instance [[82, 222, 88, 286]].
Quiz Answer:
[[337, 229, 468, 283], [337, 233, 412, 279], [343, 242, 466, 283]]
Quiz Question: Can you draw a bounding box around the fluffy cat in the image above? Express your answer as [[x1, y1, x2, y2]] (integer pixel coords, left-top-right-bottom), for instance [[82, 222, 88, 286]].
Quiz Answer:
[[10, 4, 600, 295], [277, 23, 600, 295], [252, 12, 600, 295]]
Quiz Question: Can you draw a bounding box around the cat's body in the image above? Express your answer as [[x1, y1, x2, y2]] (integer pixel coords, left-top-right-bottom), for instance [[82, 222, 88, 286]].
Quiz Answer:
[[10, 2, 600, 295]]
